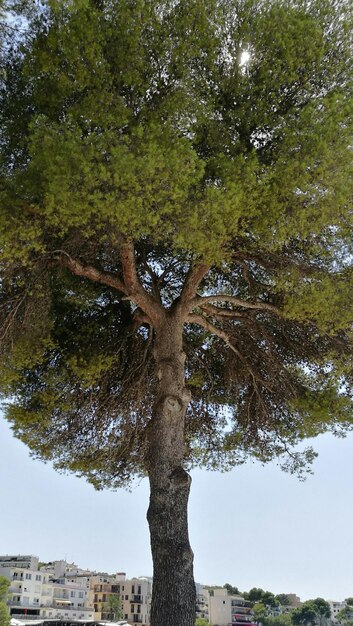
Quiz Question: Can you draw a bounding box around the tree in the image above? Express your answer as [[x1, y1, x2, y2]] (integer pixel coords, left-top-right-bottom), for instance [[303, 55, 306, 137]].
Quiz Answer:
[[337, 607, 353, 626], [224, 583, 241, 596], [311, 599, 331, 623], [195, 619, 209, 626], [292, 600, 331, 626], [102, 593, 123, 622], [247, 589, 278, 608], [276, 596, 292, 608], [0, 577, 10, 626], [292, 603, 319, 626], [253, 602, 268, 623], [345, 601, 353, 608], [1, 1, 353, 625], [266, 615, 293, 626]]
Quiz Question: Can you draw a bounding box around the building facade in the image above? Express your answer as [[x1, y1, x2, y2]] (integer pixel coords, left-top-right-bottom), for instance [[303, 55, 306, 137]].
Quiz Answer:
[[207, 588, 258, 626]]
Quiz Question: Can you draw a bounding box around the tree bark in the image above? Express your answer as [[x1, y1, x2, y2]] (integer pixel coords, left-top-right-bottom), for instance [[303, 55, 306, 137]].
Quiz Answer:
[[146, 313, 196, 626]]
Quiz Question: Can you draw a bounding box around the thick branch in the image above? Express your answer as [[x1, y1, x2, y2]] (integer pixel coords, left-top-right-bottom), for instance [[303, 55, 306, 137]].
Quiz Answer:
[[54, 251, 128, 294], [120, 240, 164, 327], [191, 294, 283, 315], [177, 263, 210, 315]]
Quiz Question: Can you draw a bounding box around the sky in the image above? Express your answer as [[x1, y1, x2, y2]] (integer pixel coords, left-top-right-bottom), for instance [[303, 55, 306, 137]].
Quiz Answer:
[[1, 412, 353, 602]]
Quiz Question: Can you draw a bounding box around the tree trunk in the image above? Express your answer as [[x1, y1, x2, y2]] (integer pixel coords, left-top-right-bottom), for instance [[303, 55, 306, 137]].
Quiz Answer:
[[146, 314, 196, 626]]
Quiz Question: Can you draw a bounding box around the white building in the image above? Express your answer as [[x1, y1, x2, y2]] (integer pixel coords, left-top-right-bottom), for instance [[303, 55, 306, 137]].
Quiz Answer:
[[207, 588, 257, 626], [329, 601, 346, 622], [0, 556, 94, 621]]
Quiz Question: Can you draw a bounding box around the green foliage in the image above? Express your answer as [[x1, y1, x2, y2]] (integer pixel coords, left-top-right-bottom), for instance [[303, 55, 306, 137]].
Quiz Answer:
[[276, 595, 292, 607], [246, 588, 278, 608], [0, 603, 10, 626], [0, 0, 353, 490], [195, 619, 209, 626], [224, 583, 241, 596], [337, 606, 353, 626], [266, 615, 293, 626], [292, 599, 331, 626], [0, 578, 9, 602], [253, 602, 268, 622], [102, 594, 123, 621], [0, 578, 9, 626]]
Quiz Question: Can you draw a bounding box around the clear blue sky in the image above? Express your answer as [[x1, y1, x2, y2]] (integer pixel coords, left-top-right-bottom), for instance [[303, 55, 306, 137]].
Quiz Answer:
[[1, 412, 353, 601]]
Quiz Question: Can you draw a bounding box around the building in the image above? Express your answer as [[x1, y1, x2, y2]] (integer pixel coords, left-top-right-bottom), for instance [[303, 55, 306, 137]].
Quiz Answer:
[[329, 601, 346, 622], [207, 588, 257, 626], [195, 584, 209, 622], [0, 556, 94, 621], [0, 556, 39, 572]]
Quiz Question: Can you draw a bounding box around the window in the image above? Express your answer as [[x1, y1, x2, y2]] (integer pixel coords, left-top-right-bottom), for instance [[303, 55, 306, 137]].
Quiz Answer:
[[131, 605, 135, 613], [78, 592, 84, 599], [70, 591, 75, 598], [132, 585, 135, 594], [35, 575, 41, 581], [125, 595, 128, 600], [25, 574, 32, 580], [138, 586, 141, 595]]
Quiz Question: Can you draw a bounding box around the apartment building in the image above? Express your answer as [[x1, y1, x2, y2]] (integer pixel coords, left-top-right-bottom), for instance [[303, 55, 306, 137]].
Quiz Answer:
[[329, 601, 346, 622], [90, 572, 151, 626], [0, 555, 94, 621], [207, 588, 257, 626], [195, 584, 209, 621]]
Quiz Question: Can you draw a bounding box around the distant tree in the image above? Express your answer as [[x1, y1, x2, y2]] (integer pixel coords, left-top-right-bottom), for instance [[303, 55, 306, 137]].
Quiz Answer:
[[247, 589, 278, 608], [2, 1, 353, 625], [195, 619, 209, 626], [292, 603, 319, 626], [311, 599, 331, 625], [336, 607, 353, 626], [102, 593, 123, 621], [224, 583, 241, 596], [346, 601, 353, 608], [292, 600, 330, 626], [253, 602, 268, 623], [247, 589, 266, 604], [276, 596, 292, 607], [266, 615, 293, 626], [0, 577, 10, 626]]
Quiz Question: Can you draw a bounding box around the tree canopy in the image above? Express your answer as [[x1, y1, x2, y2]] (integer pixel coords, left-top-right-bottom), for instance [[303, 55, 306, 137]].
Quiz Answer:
[[292, 599, 331, 626], [1, 0, 353, 490]]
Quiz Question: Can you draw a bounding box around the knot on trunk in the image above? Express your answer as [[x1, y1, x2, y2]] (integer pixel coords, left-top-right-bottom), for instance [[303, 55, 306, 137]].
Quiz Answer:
[[161, 394, 184, 417], [169, 466, 191, 489]]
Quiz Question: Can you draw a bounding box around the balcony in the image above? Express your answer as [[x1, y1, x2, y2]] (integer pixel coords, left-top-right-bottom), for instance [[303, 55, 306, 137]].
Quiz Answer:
[[130, 596, 143, 603]]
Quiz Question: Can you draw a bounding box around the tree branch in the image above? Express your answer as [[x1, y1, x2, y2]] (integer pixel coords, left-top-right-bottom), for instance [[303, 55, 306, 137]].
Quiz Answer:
[[187, 313, 242, 358], [119, 240, 164, 327], [53, 251, 129, 295], [191, 294, 283, 315], [199, 303, 249, 319], [177, 263, 210, 315]]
